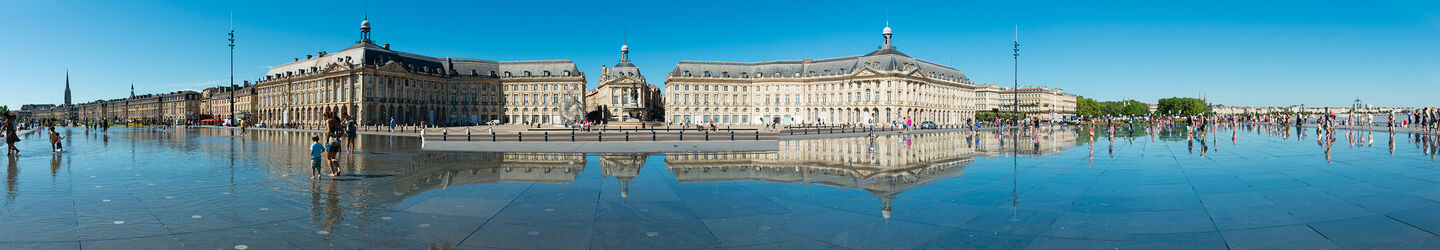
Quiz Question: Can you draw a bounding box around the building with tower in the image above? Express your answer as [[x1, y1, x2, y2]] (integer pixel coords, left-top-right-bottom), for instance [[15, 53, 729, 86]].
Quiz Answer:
[[663, 24, 976, 126], [585, 43, 663, 122], [250, 17, 586, 127]]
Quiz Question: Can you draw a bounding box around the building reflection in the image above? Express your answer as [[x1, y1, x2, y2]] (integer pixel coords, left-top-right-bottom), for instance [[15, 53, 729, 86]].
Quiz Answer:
[[662, 129, 1075, 218]]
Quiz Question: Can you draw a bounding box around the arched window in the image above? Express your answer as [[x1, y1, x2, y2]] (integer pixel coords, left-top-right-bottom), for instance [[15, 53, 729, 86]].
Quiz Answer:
[[504, 72, 512, 77], [524, 71, 532, 77], [564, 70, 571, 76], [543, 71, 551, 76]]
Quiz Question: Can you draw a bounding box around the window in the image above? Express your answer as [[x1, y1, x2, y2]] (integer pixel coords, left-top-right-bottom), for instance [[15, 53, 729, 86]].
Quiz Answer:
[[504, 72, 512, 77], [544, 71, 551, 76], [524, 71, 532, 77], [704, 71, 711, 77], [564, 70, 571, 76]]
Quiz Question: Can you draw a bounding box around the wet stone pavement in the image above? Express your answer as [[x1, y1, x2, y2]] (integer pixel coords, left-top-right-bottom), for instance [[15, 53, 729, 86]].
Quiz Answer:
[[1, 125, 1439, 249]]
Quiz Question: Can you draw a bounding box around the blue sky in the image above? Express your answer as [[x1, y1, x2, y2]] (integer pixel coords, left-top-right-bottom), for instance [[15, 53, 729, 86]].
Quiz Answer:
[[2, 0, 1437, 109]]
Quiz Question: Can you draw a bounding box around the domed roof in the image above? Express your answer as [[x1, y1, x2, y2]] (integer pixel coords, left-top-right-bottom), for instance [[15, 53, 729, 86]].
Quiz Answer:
[[882, 25, 891, 35], [361, 20, 371, 29], [621, 44, 629, 52]]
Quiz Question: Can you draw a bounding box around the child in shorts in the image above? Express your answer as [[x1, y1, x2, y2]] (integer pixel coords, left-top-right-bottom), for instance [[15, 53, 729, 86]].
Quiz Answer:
[[309, 136, 324, 179]]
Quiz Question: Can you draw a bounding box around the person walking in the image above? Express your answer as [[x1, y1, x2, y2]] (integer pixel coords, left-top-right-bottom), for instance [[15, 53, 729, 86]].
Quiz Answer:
[[344, 114, 357, 152], [324, 112, 344, 176], [389, 117, 397, 133], [309, 136, 324, 179], [4, 113, 20, 156]]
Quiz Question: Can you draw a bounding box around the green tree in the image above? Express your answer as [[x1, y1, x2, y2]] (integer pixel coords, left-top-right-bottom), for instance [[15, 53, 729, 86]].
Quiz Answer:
[[1156, 97, 1209, 116], [1121, 100, 1149, 117], [1076, 97, 1103, 117]]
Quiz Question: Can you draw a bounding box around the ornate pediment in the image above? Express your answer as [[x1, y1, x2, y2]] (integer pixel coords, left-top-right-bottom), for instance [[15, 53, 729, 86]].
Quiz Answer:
[[851, 66, 883, 77], [378, 60, 408, 73]]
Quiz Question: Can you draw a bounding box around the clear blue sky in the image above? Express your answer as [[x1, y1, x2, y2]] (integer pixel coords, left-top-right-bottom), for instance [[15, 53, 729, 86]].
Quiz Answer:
[[2, 0, 1437, 109]]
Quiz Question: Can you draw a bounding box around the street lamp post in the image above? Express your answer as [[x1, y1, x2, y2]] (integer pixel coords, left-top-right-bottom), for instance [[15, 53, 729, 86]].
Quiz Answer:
[[228, 29, 235, 126]]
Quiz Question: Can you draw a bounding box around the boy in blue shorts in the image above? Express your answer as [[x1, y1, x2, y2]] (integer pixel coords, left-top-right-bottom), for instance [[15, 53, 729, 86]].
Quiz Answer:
[[309, 136, 324, 179]]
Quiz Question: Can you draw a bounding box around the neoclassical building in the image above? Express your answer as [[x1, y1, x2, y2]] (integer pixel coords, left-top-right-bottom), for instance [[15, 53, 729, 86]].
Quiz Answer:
[[585, 43, 663, 122], [975, 84, 1077, 120], [251, 18, 585, 127], [664, 25, 976, 125]]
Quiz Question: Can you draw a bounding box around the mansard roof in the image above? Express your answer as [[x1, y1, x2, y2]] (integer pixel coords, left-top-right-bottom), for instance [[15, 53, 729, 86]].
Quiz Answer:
[[668, 48, 967, 83], [264, 42, 579, 80]]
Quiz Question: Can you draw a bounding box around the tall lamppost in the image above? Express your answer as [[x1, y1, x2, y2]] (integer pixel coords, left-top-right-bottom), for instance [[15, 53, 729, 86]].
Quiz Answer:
[[228, 28, 236, 126]]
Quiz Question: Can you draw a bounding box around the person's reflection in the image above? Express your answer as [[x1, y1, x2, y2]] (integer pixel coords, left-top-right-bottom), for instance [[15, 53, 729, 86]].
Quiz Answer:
[[1187, 138, 1194, 155], [1107, 138, 1114, 158], [1200, 137, 1209, 158], [325, 179, 343, 228], [1366, 132, 1374, 148], [50, 151, 61, 178], [1087, 142, 1094, 165], [1324, 135, 1334, 163], [1389, 132, 1395, 155], [6, 155, 17, 204], [1232, 129, 1238, 145]]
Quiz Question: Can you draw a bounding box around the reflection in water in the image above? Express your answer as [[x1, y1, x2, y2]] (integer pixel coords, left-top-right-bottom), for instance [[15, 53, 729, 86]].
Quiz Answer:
[[5, 156, 15, 206], [664, 129, 1077, 219], [12, 125, 1439, 248]]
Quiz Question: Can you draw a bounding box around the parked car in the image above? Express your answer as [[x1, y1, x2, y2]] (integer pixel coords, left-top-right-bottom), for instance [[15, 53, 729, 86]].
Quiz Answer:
[[919, 121, 938, 129], [487, 120, 502, 125]]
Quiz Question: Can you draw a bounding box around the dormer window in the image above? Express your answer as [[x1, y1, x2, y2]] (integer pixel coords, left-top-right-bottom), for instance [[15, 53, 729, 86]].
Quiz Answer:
[[741, 73, 748, 78], [524, 71, 532, 77], [684, 70, 691, 77], [543, 71, 551, 76], [490, 71, 497, 77], [722, 72, 730, 77], [504, 71, 512, 77], [704, 71, 711, 77], [564, 70, 571, 76]]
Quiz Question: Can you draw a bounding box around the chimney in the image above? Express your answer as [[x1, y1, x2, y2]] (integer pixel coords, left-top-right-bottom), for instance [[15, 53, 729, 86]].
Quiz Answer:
[[294, 58, 299, 62], [243, 80, 250, 87], [383, 44, 390, 50], [306, 55, 313, 59]]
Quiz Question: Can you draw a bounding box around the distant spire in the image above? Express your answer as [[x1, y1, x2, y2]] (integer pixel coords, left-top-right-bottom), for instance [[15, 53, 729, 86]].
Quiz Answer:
[[64, 69, 72, 106]]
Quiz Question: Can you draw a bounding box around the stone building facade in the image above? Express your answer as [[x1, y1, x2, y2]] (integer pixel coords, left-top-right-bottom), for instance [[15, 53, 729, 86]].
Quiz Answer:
[[585, 43, 663, 122], [250, 18, 585, 127], [664, 25, 976, 126], [975, 84, 1077, 120]]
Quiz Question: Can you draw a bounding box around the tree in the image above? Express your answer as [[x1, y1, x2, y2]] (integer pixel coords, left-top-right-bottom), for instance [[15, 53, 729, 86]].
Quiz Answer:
[[1156, 97, 1208, 116], [1076, 97, 1103, 117], [1121, 100, 1149, 117], [1076, 97, 1153, 118]]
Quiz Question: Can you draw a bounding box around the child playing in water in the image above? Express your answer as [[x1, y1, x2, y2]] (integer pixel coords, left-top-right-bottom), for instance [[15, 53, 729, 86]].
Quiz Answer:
[[49, 127, 63, 152], [310, 136, 324, 179]]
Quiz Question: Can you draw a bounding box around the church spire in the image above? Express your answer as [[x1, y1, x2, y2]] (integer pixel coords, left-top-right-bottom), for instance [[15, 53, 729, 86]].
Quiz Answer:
[[64, 69, 72, 106]]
